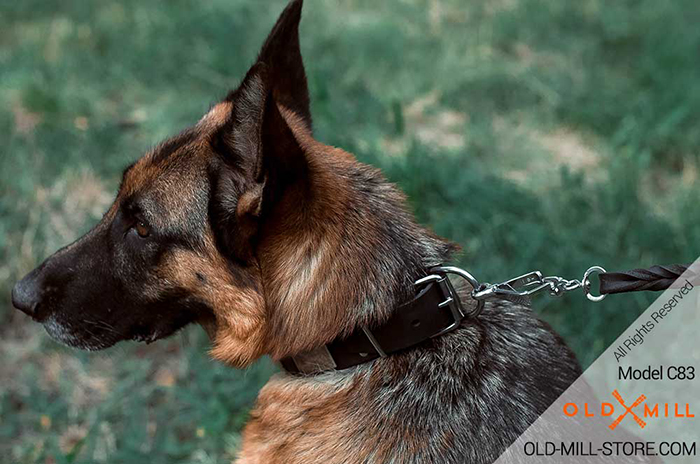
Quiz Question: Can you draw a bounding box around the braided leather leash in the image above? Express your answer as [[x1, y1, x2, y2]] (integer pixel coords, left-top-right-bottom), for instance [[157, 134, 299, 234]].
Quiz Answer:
[[598, 264, 694, 295]]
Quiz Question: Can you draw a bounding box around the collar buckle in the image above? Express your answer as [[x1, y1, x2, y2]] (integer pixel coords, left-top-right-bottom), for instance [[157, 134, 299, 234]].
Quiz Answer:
[[416, 265, 484, 322], [415, 265, 481, 337], [431, 276, 465, 337]]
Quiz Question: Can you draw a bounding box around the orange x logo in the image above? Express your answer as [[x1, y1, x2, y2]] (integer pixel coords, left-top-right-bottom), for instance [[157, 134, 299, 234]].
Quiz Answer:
[[609, 389, 646, 430]]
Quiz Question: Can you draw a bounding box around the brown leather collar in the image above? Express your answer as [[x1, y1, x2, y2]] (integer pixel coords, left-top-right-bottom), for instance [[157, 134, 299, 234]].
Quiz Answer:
[[280, 273, 468, 375]]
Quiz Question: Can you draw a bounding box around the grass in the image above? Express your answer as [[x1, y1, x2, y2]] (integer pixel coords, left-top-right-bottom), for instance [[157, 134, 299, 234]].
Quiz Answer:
[[2, 0, 700, 462]]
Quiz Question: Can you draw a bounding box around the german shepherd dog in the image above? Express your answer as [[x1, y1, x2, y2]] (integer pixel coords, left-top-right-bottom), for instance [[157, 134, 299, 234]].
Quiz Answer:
[[12, 1, 583, 462]]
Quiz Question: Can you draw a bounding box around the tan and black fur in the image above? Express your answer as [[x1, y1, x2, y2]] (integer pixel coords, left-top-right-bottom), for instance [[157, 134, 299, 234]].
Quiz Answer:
[[13, 1, 584, 462]]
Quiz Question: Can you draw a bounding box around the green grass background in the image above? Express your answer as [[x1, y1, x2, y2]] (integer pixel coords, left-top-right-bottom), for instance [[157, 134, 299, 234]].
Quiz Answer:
[[2, 0, 700, 462]]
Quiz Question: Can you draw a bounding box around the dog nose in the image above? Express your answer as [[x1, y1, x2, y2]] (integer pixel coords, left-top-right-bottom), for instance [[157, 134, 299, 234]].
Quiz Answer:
[[12, 273, 42, 318]]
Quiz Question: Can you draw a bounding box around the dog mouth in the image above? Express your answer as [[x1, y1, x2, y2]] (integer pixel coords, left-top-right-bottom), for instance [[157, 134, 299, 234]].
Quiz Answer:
[[41, 314, 180, 351], [43, 314, 120, 351]]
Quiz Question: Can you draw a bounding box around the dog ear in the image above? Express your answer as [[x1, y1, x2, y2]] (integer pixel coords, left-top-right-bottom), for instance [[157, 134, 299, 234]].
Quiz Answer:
[[211, 0, 311, 262], [256, 0, 311, 131]]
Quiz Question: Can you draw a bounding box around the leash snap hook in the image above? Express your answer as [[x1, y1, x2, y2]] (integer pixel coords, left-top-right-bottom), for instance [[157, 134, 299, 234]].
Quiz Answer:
[[415, 263, 608, 322], [470, 266, 609, 304]]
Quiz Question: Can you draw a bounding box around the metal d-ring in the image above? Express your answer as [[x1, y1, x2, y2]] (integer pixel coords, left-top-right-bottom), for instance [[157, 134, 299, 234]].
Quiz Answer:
[[582, 266, 607, 302], [430, 266, 480, 290]]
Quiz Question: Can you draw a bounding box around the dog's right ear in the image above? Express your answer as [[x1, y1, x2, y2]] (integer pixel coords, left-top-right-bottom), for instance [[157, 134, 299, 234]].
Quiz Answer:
[[210, 0, 310, 262], [256, 0, 311, 132]]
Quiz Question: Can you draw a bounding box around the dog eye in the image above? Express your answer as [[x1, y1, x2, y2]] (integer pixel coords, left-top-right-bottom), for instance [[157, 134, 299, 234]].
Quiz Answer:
[[135, 221, 150, 238]]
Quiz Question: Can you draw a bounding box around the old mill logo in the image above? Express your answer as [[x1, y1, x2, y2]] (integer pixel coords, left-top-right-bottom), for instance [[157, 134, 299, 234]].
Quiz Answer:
[[563, 390, 694, 430], [609, 390, 646, 430]]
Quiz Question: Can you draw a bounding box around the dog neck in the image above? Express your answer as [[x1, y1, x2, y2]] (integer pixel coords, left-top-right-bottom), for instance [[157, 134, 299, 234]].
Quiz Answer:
[[257, 131, 456, 363]]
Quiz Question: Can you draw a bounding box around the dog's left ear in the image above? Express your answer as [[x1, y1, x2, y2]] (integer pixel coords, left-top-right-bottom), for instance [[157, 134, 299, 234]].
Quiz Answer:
[[211, 0, 311, 262]]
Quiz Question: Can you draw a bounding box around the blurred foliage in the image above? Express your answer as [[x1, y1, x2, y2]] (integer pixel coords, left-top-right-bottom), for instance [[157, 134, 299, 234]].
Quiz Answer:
[[1, 0, 699, 462]]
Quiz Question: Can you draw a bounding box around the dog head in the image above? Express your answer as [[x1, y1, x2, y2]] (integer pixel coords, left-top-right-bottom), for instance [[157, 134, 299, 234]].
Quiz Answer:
[[12, 0, 453, 366]]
